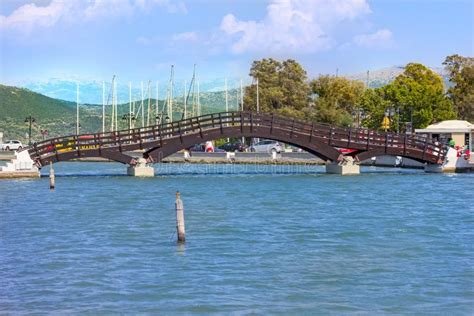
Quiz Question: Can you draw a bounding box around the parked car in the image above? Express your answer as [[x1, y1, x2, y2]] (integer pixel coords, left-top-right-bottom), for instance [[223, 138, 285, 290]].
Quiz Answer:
[[188, 142, 224, 153], [250, 140, 283, 154], [1, 140, 23, 151], [188, 143, 206, 152], [218, 141, 247, 152]]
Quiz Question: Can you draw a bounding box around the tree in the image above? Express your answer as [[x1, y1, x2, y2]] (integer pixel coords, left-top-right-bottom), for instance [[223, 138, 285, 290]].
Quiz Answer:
[[358, 88, 390, 130], [310, 75, 365, 126], [384, 63, 456, 129], [244, 58, 310, 115], [443, 54, 474, 122]]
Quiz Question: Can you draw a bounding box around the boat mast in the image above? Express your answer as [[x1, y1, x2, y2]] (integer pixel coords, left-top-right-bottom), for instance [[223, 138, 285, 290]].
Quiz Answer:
[[129, 81, 132, 130], [225, 77, 228, 113], [197, 80, 200, 116], [147, 80, 151, 126], [76, 82, 80, 135], [184, 80, 187, 119], [156, 81, 159, 125], [102, 81, 105, 133], [114, 78, 118, 131], [240, 78, 244, 111], [167, 65, 174, 122], [141, 81, 144, 127]]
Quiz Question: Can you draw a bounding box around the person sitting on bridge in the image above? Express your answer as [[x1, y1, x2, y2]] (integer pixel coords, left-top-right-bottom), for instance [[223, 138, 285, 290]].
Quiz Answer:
[[448, 138, 456, 148]]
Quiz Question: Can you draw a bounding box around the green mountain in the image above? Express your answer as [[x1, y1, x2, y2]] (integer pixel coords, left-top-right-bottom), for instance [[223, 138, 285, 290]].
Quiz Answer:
[[0, 84, 104, 142], [0, 84, 235, 143]]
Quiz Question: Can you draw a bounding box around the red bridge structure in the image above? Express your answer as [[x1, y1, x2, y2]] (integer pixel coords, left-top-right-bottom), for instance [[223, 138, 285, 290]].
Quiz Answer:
[[25, 111, 447, 175]]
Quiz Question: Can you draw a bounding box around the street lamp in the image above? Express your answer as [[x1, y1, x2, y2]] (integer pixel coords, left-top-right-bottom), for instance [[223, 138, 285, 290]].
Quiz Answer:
[[122, 113, 136, 130], [24, 115, 36, 145]]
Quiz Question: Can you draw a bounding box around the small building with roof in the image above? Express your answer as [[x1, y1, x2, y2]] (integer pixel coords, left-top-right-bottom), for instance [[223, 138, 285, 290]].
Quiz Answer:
[[415, 120, 473, 150]]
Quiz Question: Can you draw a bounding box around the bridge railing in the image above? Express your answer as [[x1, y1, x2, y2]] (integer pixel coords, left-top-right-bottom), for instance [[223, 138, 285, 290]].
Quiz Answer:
[[27, 111, 447, 163]]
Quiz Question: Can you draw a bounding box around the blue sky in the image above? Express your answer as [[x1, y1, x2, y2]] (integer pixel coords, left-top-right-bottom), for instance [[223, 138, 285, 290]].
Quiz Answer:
[[1, 0, 473, 87]]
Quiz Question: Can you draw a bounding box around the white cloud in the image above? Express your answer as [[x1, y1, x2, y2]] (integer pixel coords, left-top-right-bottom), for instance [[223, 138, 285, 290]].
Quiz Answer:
[[0, 0, 187, 35], [0, 0, 76, 34], [353, 29, 394, 48], [219, 0, 372, 54], [136, 36, 153, 45], [172, 31, 198, 42]]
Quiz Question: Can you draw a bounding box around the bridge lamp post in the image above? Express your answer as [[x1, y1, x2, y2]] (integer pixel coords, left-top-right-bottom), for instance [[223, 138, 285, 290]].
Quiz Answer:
[[122, 113, 136, 131], [24, 115, 36, 145]]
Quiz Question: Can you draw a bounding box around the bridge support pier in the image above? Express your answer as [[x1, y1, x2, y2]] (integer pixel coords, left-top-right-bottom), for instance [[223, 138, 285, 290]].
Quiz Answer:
[[424, 164, 444, 173], [326, 157, 360, 175], [127, 158, 155, 177]]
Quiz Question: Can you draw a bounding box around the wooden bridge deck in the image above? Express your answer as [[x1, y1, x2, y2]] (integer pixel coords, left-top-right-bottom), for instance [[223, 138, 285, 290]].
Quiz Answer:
[[26, 111, 447, 167]]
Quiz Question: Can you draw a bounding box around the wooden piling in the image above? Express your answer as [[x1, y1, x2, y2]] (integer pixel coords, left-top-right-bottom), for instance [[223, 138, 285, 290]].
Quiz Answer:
[[49, 161, 55, 190], [175, 191, 185, 243]]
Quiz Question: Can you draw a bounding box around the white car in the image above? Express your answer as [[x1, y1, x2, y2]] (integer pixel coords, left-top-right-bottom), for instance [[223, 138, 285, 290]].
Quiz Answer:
[[250, 140, 283, 154], [1, 140, 23, 151]]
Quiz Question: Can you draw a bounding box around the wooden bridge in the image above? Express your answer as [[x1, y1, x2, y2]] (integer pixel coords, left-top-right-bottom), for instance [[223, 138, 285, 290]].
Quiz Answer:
[[25, 111, 447, 172]]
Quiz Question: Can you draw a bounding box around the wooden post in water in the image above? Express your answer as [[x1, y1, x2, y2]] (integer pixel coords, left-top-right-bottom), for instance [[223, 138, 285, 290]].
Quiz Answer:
[[175, 191, 185, 243], [49, 161, 55, 190]]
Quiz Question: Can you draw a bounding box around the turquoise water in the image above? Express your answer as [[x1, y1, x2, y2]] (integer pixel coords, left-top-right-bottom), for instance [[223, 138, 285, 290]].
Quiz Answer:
[[1, 163, 473, 314]]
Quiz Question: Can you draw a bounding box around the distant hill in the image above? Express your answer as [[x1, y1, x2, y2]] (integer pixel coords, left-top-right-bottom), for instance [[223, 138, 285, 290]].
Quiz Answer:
[[0, 84, 236, 143], [346, 66, 450, 88], [0, 84, 104, 141]]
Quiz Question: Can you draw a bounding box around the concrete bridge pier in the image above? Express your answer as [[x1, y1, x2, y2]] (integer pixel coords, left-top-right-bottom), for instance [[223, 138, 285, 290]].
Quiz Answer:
[[127, 158, 155, 177], [326, 156, 360, 175]]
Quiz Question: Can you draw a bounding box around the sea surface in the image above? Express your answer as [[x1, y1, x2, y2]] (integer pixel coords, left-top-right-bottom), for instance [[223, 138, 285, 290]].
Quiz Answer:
[[1, 163, 473, 314]]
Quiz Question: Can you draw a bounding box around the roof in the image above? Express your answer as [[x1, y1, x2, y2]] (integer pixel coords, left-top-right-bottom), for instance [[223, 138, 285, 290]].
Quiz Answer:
[[415, 120, 474, 133]]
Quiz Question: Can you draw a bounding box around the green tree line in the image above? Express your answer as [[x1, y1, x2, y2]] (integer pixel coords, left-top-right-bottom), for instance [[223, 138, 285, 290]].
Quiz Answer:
[[243, 55, 473, 131]]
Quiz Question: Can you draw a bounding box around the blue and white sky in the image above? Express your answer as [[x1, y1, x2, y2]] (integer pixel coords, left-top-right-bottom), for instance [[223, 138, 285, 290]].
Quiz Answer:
[[1, 0, 473, 86]]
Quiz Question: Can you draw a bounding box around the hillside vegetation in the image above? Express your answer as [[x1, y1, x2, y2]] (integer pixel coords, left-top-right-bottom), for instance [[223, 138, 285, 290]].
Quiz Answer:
[[0, 84, 238, 143]]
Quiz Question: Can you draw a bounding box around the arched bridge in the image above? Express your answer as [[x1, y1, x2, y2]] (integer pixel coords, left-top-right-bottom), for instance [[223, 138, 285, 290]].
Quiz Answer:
[[26, 111, 447, 168]]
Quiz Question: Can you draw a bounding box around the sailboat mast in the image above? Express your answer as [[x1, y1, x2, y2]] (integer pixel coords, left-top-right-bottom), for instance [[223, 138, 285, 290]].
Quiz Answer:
[[184, 80, 187, 119], [129, 82, 132, 130], [197, 80, 200, 116], [147, 80, 151, 126], [240, 78, 244, 111], [110, 76, 115, 132], [156, 81, 159, 125], [76, 83, 80, 135], [141, 81, 144, 128], [102, 81, 105, 133], [225, 78, 228, 113]]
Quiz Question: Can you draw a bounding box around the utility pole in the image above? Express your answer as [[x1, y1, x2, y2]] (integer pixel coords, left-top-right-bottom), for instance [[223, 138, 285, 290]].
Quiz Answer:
[[24, 115, 36, 145], [256, 78, 259, 113], [366, 70, 370, 88], [76, 83, 80, 135], [240, 78, 244, 111]]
